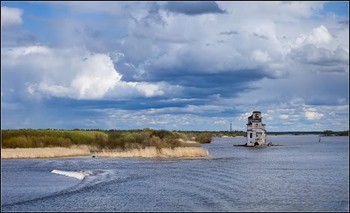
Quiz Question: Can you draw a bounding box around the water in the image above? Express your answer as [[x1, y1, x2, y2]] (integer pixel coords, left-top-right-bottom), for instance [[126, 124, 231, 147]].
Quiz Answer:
[[1, 135, 349, 211]]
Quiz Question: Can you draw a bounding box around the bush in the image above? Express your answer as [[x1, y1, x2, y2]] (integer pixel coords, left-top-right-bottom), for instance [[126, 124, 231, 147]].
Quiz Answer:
[[195, 133, 212, 143], [1, 130, 106, 148]]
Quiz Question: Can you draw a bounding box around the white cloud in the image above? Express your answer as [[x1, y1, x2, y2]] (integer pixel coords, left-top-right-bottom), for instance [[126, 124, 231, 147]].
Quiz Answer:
[[304, 107, 324, 120], [251, 49, 271, 63], [1, 6, 23, 27], [291, 25, 333, 50], [306, 25, 332, 47], [2, 45, 173, 100], [126, 82, 165, 97], [279, 114, 289, 119], [217, 2, 324, 21], [6, 46, 51, 57], [70, 54, 121, 99]]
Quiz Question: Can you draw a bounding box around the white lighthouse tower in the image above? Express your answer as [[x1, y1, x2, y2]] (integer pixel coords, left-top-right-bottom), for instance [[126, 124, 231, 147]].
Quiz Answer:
[[246, 111, 266, 146]]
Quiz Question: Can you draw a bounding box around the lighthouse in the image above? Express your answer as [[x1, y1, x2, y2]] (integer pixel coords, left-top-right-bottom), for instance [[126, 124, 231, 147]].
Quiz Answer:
[[246, 111, 266, 146]]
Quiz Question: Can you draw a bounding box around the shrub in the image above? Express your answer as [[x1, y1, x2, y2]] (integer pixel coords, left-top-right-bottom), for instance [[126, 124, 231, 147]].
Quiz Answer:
[[194, 133, 212, 143]]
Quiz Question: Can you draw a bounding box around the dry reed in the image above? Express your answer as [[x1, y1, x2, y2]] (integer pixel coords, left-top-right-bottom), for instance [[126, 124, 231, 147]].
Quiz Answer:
[[1, 145, 91, 159], [95, 147, 210, 158], [2, 146, 210, 159]]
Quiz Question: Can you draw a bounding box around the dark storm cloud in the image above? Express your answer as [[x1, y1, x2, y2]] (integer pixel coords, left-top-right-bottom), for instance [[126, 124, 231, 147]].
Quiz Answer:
[[36, 96, 239, 124], [43, 97, 199, 111], [163, 1, 226, 15], [143, 69, 266, 87], [131, 67, 267, 99]]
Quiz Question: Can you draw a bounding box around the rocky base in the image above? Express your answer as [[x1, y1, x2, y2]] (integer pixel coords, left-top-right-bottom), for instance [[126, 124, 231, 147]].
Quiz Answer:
[[233, 142, 282, 147]]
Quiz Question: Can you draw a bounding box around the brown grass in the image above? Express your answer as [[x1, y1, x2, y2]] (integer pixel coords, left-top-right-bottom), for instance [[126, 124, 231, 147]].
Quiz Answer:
[[95, 147, 210, 158], [1, 145, 91, 159], [1, 146, 210, 159]]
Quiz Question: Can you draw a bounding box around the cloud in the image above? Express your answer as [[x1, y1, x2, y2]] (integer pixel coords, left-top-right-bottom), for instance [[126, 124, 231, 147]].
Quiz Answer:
[[163, 1, 226, 15], [251, 50, 271, 63], [292, 25, 333, 50], [1, 2, 348, 131], [219, 30, 238, 35], [279, 114, 290, 119], [2, 46, 175, 100], [6, 45, 52, 57], [51, 1, 128, 14], [304, 108, 324, 120], [306, 25, 332, 47], [1, 6, 23, 27], [290, 44, 349, 73], [287, 25, 349, 73]]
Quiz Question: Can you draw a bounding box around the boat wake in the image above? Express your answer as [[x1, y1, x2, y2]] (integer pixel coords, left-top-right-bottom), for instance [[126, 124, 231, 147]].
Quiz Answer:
[[51, 169, 94, 180], [2, 169, 117, 209]]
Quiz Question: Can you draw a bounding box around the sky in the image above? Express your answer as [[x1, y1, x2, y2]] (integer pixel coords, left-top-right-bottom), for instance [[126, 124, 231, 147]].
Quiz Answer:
[[1, 1, 349, 131]]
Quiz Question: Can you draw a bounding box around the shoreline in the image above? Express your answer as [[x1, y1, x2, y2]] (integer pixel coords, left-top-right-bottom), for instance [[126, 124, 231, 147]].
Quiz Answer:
[[1, 146, 210, 159]]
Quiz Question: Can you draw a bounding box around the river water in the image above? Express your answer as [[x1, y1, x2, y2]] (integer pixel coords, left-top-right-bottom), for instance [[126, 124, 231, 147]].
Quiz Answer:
[[1, 135, 349, 211]]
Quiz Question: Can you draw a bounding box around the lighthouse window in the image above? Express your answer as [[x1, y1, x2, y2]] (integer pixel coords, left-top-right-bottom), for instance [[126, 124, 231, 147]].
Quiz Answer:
[[250, 133, 252, 138]]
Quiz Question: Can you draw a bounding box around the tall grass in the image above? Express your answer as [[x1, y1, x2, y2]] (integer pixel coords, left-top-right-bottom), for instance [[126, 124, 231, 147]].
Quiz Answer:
[[1, 129, 214, 159], [1, 129, 214, 151], [1, 146, 210, 159], [96, 147, 209, 158], [1, 145, 91, 159], [1, 130, 108, 148]]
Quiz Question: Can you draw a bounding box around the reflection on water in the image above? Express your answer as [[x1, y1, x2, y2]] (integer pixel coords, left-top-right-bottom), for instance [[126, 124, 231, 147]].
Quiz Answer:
[[1, 135, 349, 211]]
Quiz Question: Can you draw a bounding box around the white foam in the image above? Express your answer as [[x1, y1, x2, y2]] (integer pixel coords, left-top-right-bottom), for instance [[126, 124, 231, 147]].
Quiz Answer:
[[51, 169, 93, 180]]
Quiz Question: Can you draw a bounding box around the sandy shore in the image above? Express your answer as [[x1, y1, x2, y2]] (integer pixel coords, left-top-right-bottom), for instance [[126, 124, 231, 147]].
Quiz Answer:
[[1, 146, 210, 159]]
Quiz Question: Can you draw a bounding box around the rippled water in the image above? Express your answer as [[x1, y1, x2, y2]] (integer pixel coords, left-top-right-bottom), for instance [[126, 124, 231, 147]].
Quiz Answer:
[[1, 135, 349, 211]]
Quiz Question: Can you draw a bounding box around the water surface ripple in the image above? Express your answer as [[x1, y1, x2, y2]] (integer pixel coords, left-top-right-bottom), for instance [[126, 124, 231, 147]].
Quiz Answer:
[[1, 135, 348, 211]]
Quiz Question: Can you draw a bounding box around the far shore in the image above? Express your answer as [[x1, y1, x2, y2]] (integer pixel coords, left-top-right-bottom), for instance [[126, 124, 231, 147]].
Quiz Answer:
[[1, 145, 210, 159]]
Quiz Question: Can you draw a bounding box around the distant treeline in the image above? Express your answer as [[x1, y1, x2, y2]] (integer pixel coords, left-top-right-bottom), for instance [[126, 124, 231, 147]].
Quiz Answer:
[[174, 130, 245, 138], [268, 130, 349, 136], [321, 130, 349, 136], [1, 129, 220, 149]]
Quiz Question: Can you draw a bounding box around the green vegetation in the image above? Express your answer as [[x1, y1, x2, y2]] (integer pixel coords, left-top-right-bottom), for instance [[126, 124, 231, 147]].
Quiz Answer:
[[2, 129, 234, 150], [1, 129, 108, 148], [268, 130, 349, 136], [4, 128, 346, 150], [174, 130, 245, 140], [96, 129, 182, 150], [322, 130, 349, 136]]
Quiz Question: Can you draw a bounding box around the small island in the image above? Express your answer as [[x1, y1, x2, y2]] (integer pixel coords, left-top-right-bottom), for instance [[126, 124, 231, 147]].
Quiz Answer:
[[1, 128, 219, 159]]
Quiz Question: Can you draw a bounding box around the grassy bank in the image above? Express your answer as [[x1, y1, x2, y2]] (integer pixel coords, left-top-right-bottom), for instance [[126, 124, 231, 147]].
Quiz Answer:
[[1, 129, 216, 150], [1, 129, 214, 159], [1, 129, 108, 148]]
